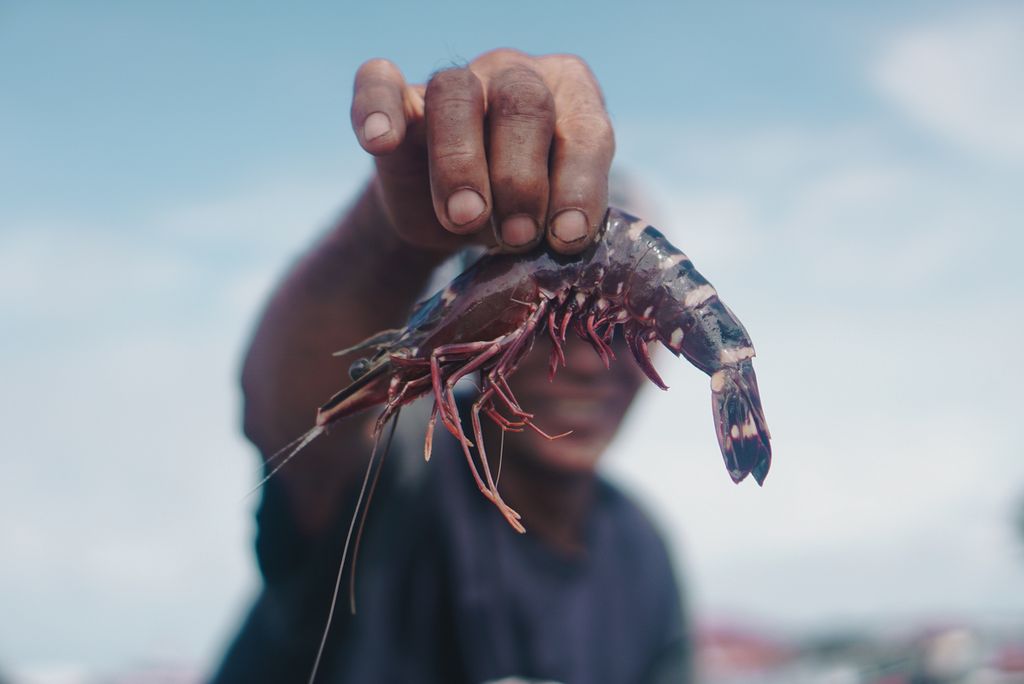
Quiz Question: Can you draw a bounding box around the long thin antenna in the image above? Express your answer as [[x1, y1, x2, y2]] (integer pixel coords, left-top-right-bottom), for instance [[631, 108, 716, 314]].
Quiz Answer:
[[307, 411, 399, 684], [244, 426, 324, 500], [261, 429, 318, 471], [348, 412, 400, 614], [496, 427, 505, 487]]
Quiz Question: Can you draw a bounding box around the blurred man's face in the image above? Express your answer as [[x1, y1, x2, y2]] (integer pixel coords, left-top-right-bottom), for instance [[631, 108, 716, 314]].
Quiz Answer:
[[501, 332, 647, 473]]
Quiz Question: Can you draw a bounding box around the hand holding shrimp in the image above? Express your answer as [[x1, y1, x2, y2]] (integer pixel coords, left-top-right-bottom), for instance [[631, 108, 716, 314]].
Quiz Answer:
[[243, 44, 769, 592], [351, 49, 614, 255], [241, 49, 619, 538], [230, 49, 768, 684]]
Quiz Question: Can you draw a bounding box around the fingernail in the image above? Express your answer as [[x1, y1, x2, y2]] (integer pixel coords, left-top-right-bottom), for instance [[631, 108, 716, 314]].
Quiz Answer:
[[447, 189, 486, 226], [500, 214, 538, 247], [362, 112, 391, 142], [551, 209, 588, 244]]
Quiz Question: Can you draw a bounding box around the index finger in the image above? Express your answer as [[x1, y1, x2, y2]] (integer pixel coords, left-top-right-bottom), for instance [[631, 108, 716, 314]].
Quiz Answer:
[[351, 58, 409, 155]]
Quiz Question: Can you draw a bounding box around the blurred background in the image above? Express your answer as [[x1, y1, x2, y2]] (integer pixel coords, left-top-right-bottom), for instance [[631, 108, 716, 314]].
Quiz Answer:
[[2, 1, 1022, 682]]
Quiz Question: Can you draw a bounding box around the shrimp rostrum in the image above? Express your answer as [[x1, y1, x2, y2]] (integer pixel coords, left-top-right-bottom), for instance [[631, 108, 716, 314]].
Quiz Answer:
[[316, 207, 772, 532]]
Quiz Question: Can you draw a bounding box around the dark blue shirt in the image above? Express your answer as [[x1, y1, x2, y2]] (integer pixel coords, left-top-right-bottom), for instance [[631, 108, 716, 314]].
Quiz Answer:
[[213, 429, 690, 684]]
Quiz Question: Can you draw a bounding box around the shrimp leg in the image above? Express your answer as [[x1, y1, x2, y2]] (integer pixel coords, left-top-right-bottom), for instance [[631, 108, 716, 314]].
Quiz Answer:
[[427, 338, 524, 526]]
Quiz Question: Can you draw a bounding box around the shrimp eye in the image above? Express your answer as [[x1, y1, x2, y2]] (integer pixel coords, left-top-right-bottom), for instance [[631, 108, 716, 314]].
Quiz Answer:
[[349, 358, 371, 381]]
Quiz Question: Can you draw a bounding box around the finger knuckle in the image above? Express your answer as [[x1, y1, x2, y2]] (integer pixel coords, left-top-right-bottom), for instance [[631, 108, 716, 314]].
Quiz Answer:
[[548, 53, 594, 79], [492, 68, 554, 120], [558, 169, 601, 194], [433, 148, 482, 173], [427, 67, 480, 96], [428, 95, 483, 131], [560, 112, 614, 148], [491, 169, 547, 199], [477, 47, 530, 67], [434, 146, 477, 161]]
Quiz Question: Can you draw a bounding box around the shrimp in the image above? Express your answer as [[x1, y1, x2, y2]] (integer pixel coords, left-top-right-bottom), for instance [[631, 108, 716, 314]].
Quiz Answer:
[[290, 206, 773, 683], [316, 207, 772, 531]]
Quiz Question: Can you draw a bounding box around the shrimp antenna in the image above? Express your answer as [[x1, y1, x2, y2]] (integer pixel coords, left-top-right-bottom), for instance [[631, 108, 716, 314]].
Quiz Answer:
[[348, 411, 400, 614], [307, 410, 400, 684], [243, 425, 325, 500], [264, 428, 320, 469], [495, 427, 505, 487]]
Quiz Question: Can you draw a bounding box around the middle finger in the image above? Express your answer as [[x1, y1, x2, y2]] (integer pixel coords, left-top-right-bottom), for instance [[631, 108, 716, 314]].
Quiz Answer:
[[485, 64, 555, 251]]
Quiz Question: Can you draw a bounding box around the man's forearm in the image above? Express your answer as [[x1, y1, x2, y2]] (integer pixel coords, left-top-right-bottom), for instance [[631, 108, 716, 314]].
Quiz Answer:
[[240, 181, 444, 534]]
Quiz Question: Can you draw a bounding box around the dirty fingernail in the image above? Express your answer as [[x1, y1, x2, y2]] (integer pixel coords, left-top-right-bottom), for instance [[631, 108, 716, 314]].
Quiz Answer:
[[500, 215, 538, 247], [447, 189, 486, 226], [362, 112, 391, 142], [551, 209, 588, 244]]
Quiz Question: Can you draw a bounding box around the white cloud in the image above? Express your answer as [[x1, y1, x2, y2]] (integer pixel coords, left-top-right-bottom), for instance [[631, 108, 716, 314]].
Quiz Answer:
[[873, 6, 1024, 160]]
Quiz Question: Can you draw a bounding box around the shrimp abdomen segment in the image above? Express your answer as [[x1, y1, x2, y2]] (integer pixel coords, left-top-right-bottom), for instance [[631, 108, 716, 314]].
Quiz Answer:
[[614, 219, 755, 378], [664, 296, 755, 377], [605, 209, 770, 484]]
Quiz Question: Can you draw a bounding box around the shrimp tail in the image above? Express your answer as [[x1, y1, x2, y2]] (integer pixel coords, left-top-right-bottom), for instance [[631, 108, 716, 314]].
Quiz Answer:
[[710, 361, 772, 485]]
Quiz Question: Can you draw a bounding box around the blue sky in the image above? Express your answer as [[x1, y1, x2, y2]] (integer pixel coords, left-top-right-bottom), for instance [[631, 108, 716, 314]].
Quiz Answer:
[[2, 0, 1023, 678]]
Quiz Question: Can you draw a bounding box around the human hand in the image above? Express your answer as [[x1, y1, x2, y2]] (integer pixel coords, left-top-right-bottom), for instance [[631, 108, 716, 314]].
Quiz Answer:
[[350, 49, 614, 255]]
